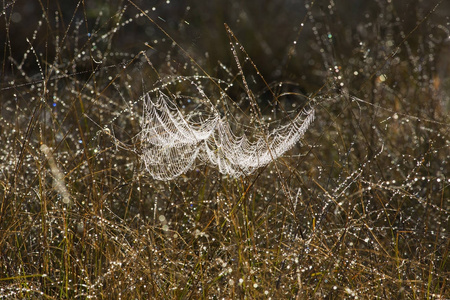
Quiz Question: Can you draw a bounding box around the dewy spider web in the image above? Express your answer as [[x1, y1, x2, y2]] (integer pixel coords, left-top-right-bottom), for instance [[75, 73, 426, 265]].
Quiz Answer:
[[139, 92, 315, 180]]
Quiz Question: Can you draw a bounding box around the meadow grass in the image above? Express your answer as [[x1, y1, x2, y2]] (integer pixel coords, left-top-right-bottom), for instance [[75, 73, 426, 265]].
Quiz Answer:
[[0, 0, 449, 298]]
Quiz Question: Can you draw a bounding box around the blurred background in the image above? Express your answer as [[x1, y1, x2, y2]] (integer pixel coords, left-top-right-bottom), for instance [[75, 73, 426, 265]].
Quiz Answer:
[[2, 0, 449, 95]]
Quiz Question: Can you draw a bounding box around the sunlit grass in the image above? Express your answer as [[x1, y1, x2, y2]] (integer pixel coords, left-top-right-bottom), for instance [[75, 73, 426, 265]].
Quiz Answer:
[[1, 0, 448, 299]]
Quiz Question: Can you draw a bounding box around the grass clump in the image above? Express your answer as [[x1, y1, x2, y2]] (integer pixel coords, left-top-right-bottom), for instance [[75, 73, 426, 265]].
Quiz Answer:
[[1, 0, 449, 298]]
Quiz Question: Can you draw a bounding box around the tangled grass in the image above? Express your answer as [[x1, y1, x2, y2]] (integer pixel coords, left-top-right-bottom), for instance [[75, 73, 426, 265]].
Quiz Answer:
[[0, 0, 449, 298]]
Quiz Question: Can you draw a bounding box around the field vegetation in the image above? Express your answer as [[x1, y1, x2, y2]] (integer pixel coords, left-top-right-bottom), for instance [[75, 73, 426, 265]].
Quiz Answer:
[[1, 0, 449, 298]]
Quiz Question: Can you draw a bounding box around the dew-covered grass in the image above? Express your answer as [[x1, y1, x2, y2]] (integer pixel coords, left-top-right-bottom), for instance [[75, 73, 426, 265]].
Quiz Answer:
[[1, 0, 449, 299]]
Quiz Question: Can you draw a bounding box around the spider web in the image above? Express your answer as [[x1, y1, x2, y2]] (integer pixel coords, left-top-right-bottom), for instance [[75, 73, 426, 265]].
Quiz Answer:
[[139, 92, 315, 180]]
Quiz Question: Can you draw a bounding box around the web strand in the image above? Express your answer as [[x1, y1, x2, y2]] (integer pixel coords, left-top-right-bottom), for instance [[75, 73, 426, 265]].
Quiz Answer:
[[140, 92, 315, 180]]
